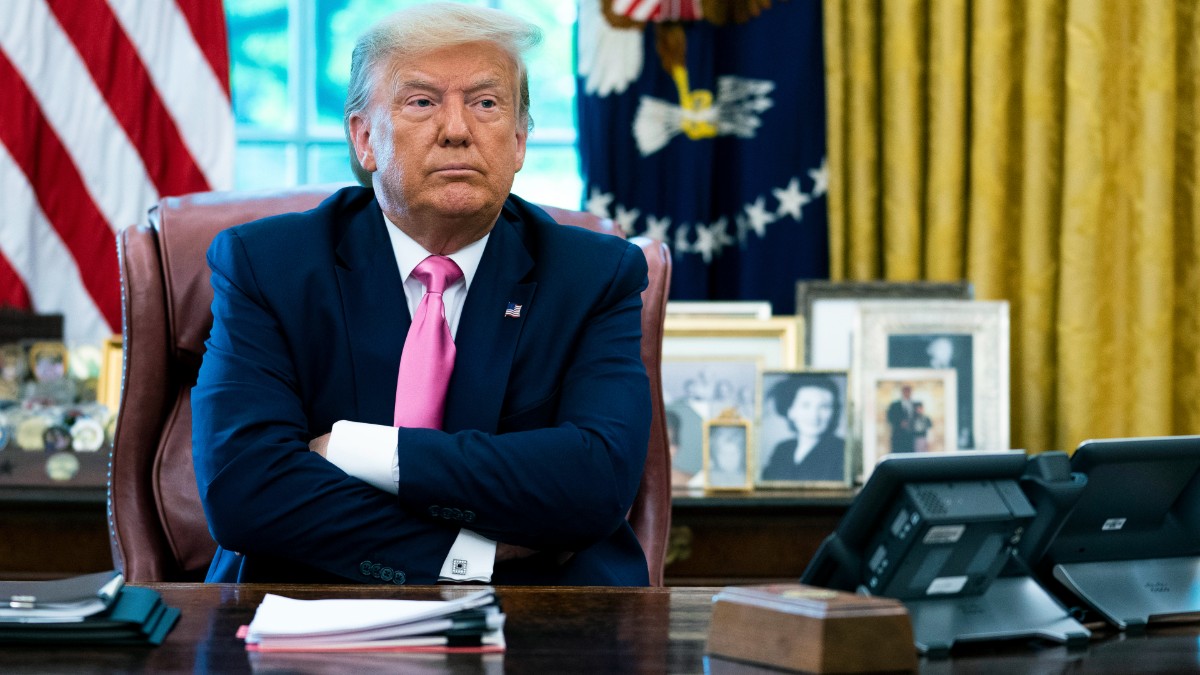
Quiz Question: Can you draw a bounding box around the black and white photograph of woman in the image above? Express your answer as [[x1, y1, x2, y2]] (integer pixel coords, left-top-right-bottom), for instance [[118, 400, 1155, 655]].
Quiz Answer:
[[758, 371, 850, 486]]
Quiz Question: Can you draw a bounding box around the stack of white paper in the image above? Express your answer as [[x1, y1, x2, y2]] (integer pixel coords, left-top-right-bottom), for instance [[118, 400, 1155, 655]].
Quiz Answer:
[[242, 589, 505, 653]]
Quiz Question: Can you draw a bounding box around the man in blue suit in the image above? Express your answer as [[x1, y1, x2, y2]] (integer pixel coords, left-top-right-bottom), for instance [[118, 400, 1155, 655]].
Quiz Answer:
[[191, 3, 651, 586]]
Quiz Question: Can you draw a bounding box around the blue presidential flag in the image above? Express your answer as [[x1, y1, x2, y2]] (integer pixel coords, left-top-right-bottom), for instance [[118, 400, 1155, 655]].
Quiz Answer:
[[576, 0, 828, 314]]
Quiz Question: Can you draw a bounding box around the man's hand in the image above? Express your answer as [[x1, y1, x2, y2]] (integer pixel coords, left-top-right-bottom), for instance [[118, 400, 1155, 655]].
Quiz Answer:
[[496, 543, 574, 566], [308, 433, 331, 458], [495, 542, 538, 562]]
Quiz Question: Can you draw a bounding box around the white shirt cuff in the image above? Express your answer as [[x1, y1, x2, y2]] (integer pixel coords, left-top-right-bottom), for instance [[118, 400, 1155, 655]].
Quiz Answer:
[[438, 530, 497, 582], [326, 420, 398, 494]]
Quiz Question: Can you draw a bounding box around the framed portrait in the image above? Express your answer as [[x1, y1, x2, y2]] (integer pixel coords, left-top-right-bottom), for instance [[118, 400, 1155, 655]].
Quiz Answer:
[[663, 317, 803, 369], [861, 368, 958, 480], [97, 335, 124, 413], [853, 300, 1009, 454], [756, 369, 852, 488], [701, 413, 753, 492], [797, 281, 974, 369], [662, 358, 759, 489], [0, 343, 25, 401], [27, 341, 68, 384], [666, 300, 773, 320]]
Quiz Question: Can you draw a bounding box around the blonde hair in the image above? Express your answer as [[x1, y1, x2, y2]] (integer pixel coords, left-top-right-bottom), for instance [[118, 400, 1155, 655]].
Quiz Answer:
[[343, 2, 541, 186]]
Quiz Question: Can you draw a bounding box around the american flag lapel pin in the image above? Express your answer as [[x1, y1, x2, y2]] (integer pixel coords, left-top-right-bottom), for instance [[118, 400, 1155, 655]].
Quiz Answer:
[[504, 302, 523, 318]]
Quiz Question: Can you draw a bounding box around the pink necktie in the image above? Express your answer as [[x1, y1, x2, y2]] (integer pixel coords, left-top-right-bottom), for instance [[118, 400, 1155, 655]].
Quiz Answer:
[[394, 255, 463, 429]]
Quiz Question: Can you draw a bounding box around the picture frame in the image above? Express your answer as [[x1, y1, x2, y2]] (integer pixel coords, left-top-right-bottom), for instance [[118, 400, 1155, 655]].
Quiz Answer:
[[0, 343, 25, 401], [853, 300, 1009, 454], [756, 369, 853, 488], [662, 358, 760, 489], [97, 335, 124, 413], [27, 341, 68, 384], [701, 412, 754, 492], [663, 317, 804, 369], [666, 300, 773, 320], [798, 281, 973, 369], [861, 368, 958, 481]]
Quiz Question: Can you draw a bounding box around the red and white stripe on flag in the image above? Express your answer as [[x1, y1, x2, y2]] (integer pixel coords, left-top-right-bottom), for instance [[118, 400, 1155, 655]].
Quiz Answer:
[[0, 0, 233, 345], [610, 0, 703, 22]]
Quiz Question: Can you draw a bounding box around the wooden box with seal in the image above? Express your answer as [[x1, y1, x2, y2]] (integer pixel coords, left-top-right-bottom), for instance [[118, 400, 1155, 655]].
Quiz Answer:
[[706, 584, 917, 673]]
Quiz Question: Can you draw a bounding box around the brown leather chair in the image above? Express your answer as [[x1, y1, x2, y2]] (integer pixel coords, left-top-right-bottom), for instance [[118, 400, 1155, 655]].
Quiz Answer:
[[108, 186, 672, 585]]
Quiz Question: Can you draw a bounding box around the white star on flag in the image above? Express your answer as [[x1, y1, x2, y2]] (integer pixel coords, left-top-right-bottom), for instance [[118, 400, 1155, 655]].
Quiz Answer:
[[693, 217, 733, 264], [614, 204, 640, 235], [585, 187, 614, 219], [773, 177, 811, 221], [644, 214, 671, 242], [743, 197, 776, 238], [673, 225, 693, 255], [808, 157, 829, 197]]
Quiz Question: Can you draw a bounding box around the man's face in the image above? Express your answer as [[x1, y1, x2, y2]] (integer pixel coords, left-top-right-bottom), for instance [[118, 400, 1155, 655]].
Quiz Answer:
[[928, 337, 954, 365], [350, 42, 527, 224]]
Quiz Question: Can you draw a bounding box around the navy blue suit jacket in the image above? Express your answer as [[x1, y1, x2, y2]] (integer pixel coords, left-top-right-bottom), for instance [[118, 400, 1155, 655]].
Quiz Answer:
[[191, 187, 651, 586]]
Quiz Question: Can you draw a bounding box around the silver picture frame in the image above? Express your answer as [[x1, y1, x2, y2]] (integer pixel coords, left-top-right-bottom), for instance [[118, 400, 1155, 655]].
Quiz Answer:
[[852, 300, 1010, 456]]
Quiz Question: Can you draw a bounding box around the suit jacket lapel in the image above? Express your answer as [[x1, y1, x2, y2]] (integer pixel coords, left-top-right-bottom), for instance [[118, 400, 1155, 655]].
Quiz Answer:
[[334, 203, 408, 426], [443, 211, 535, 433]]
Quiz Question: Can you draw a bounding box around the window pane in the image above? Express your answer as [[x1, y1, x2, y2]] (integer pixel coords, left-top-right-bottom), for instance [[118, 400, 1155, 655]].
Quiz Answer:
[[235, 143, 298, 191], [227, 0, 293, 131], [313, 0, 488, 133], [513, 145, 582, 210], [308, 143, 358, 185], [500, 0, 577, 135]]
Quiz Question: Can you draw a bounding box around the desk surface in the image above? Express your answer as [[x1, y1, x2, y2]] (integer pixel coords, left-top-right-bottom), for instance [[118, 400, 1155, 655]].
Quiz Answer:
[[1, 583, 1198, 673]]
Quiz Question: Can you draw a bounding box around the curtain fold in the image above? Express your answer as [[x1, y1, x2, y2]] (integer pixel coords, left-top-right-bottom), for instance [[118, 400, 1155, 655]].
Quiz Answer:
[[825, 0, 1200, 452]]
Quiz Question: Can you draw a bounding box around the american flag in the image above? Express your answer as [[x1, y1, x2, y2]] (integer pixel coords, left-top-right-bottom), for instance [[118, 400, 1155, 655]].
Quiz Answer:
[[504, 302, 522, 318], [0, 0, 234, 346], [611, 0, 703, 22]]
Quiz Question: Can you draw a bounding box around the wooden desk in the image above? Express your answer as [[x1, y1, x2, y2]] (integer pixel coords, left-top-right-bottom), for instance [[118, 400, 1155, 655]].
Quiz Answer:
[[2, 583, 1199, 673]]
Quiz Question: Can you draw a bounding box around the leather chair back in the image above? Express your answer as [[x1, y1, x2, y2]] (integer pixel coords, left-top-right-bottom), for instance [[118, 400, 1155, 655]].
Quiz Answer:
[[109, 187, 672, 585]]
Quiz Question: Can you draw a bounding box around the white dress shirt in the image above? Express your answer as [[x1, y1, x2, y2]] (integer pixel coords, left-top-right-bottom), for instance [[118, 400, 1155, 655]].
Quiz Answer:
[[324, 213, 497, 582]]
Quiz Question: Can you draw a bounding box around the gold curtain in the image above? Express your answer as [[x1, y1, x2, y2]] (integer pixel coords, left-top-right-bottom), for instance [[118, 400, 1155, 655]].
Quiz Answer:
[[823, 0, 1200, 453]]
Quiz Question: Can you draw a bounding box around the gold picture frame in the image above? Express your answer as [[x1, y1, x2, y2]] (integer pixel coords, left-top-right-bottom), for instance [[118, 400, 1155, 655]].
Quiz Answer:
[[663, 316, 804, 369], [701, 411, 753, 492], [27, 341, 68, 383], [97, 335, 124, 413], [861, 368, 958, 481]]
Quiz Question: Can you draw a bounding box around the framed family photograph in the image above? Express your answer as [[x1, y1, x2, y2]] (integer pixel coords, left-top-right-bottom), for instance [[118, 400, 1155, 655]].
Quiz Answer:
[[701, 413, 753, 492], [756, 370, 852, 488], [663, 317, 803, 369], [797, 281, 974, 369], [861, 368, 958, 480], [662, 358, 759, 489], [852, 300, 1010, 454]]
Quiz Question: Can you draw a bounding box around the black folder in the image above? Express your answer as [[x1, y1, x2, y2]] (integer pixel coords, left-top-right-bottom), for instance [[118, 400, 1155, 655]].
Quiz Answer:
[[0, 572, 179, 646]]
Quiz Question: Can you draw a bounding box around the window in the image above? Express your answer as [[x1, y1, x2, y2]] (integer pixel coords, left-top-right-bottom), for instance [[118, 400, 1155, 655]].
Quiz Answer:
[[225, 0, 582, 208]]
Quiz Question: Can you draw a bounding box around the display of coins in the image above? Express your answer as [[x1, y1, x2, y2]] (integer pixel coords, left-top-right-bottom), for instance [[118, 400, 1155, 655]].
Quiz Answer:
[[15, 415, 50, 451], [70, 418, 105, 452], [43, 424, 72, 453], [45, 451, 80, 481]]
